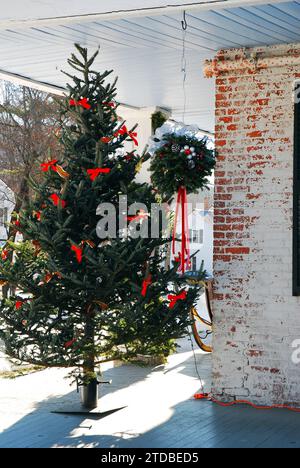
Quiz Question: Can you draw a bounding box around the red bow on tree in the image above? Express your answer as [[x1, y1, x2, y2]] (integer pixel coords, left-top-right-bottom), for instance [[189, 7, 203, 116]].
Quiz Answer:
[[1, 249, 9, 261], [50, 194, 66, 209], [13, 219, 21, 231], [168, 290, 187, 309], [64, 338, 76, 349], [103, 101, 115, 108], [129, 131, 138, 147], [87, 168, 111, 181], [69, 97, 91, 110], [71, 244, 83, 263], [115, 125, 138, 146], [34, 211, 41, 221], [43, 271, 62, 284], [101, 137, 111, 143], [41, 159, 58, 172], [16, 301, 23, 310], [41, 160, 69, 179], [127, 209, 149, 222], [141, 275, 152, 297]]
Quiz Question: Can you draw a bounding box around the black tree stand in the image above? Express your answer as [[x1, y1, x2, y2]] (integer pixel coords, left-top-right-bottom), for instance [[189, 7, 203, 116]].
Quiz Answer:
[[80, 377, 99, 410], [52, 315, 126, 418]]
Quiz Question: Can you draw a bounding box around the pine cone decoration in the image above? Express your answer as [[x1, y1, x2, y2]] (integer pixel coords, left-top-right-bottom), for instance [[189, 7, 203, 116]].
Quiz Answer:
[[171, 144, 181, 153]]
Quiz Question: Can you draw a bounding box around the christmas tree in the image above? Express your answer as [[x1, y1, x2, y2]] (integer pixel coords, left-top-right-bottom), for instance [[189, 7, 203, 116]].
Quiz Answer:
[[0, 45, 200, 409]]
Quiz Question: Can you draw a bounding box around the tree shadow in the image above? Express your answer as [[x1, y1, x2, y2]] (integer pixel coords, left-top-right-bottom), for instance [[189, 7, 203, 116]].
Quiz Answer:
[[0, 340, 213, 448]]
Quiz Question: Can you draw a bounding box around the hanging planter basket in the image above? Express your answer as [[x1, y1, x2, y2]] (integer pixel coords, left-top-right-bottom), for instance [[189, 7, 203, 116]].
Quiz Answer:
[[149, 122, 216, 201], [148, 121, 216, 273]]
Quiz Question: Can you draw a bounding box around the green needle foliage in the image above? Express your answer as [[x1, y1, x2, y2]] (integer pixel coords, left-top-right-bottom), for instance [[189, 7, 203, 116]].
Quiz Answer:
[[0, 45, 201, 378]]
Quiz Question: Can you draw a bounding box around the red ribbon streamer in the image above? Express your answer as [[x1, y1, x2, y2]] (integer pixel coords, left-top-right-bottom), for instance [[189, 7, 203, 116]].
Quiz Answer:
[[87, 168, 111, 181], [141, 275, 152, 297], [172, 186, 190, 274], [69, 97, 91, 110], [168, 290, 187, 309]]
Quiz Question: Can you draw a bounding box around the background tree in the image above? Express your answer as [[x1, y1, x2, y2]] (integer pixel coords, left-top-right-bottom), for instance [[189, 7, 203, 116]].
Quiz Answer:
[[0, 45, 200, 409], [0, 83, 60, 296], [0, 83, 60, 230]]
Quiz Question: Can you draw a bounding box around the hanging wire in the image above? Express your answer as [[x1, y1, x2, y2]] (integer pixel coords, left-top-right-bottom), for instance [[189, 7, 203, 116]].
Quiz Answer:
[[186, 325, 205, 394], [181, 10, 188, 124]]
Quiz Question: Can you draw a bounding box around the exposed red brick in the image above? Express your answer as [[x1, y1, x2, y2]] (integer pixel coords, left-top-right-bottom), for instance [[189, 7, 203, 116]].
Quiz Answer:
[[215, 139, 227, 147], [212, 43, 299, 407], [219, 116, 233, 124], [247, 130, 264, 138], [225, 247, 250, 254]]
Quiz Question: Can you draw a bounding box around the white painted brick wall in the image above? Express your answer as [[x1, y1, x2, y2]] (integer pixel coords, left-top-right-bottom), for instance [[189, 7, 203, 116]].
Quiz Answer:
[[211, 43, 300, 406]]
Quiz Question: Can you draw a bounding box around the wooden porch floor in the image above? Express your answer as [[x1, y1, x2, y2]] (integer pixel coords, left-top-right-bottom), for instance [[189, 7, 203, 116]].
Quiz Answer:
[[0, 338, 300, 448]]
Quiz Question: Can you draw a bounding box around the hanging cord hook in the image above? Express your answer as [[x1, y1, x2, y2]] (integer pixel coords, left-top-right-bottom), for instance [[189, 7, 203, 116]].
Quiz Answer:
[[181, 10, 188, 30]]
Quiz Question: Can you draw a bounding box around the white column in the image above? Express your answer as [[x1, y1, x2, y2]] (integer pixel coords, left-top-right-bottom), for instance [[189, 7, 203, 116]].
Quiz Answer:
[[119, 105, 171, 184]]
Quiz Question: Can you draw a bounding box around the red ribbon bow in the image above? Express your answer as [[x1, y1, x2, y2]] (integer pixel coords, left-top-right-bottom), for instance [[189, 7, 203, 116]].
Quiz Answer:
[[115, 125, 138, 146], [41, 159, 58, 172], [15, 301, 23, 310], [172, 186, 191, 274], [16, 299, 30, 310], [103, 101, 116, 108], [128, 130, 138, 146], [50, 194, 66, 209], [12, 219, 21, 233], [101, 137, 111, 143], [69, 97, 91, 110], [127, 209, 148, 222], [168, 290, 187, 309], [1, 249, 9, 261], [64, 338, 76, 349], [87, 168, 111, 181], [141, 275, 152, 297], [34, 211, 41, 221], [71, 245, 83, 263]]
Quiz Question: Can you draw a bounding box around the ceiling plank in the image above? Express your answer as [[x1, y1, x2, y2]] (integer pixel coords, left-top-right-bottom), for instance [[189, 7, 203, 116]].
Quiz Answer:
[[0, 0, 291, 30]]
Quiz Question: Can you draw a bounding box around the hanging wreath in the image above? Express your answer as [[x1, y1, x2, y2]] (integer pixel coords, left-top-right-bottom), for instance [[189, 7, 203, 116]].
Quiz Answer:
[[148, 121, 216, 273], [150, 132, 215, 200]]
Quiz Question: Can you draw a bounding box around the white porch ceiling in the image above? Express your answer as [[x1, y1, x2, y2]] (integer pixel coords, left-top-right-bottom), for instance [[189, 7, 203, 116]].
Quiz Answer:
[[0, 0, 298, 133]]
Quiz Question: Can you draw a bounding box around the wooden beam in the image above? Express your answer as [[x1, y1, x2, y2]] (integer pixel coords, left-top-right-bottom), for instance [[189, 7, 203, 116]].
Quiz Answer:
[[0, 68, 141, 111], [0, 68, 66, 95]]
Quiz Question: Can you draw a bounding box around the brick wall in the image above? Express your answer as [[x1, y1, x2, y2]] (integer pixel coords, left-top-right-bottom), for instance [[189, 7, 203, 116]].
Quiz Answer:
[[209, 43, 300, 405]]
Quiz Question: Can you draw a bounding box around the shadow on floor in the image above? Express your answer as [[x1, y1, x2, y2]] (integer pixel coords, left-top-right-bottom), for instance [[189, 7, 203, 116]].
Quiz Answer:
[[1, 343, 298, 448], [0, 345, 211, 448]]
